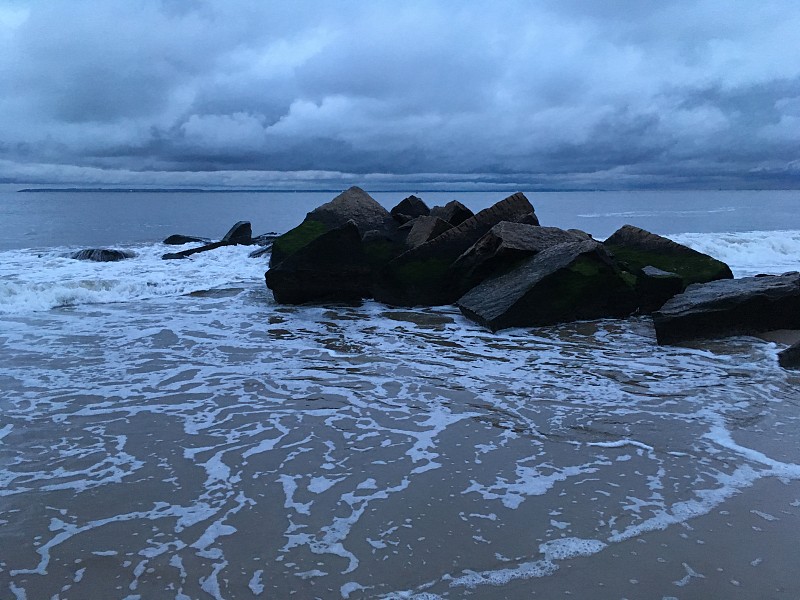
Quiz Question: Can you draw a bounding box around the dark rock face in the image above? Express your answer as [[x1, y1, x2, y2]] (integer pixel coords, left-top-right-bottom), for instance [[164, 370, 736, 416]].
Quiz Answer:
[[390, 195, 429, 224], [429, 200, 475, 226], [635, 266, 685, 313], [404, 216, 453, 249], [270, 186, 393, 267], [70, 249, 134, 262], [265, 222, 371, 304], [221, 221, 253, 245], [457, 240, 638, 332], [162, 241, 230, 260], [163, 234, 210, 245], [604, 225, 732, 288], [373, 192, 537, 306], [779, 341, 800, 369], [452, 223, 585, 294], [652, 272, 800, 345]]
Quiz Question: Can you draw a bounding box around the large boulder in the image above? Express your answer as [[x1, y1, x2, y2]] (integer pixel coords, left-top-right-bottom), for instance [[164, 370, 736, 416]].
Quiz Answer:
[[634, 266, 685, 313], [390, 195, 430, 224], [778, 341, 800, 370], [652, 272, 800, 345], [451, 223, 588, 295], [373, 192, 537, 306], [604, 225, 732, 289], [265, 222, 371, 304], [270, 187, 394, 267], [221, 221, 252, 245], [404, 216, 453, 249], [70, 248, 134, 262], [429, 200, 475, 226], [457, 239, 638, 332]]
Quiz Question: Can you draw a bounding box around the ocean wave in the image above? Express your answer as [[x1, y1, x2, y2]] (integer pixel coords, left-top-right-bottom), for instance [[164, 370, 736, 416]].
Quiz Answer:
[[0, 242, 269, 314], [670, 229, 800, 278]]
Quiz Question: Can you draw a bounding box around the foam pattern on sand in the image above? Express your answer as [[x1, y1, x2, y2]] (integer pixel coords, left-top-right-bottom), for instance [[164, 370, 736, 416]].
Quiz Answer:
[[1, 265, 799, 597]]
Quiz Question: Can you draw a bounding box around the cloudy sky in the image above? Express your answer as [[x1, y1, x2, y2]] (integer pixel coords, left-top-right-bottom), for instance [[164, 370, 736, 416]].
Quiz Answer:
[[1, 0, 799, 190]]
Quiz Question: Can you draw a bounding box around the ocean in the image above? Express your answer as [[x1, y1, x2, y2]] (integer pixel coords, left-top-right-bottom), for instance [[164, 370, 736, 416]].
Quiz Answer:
[[1, 189, 799, 599]]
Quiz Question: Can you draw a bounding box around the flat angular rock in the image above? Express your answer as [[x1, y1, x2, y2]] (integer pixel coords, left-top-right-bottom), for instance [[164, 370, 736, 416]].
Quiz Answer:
[[265, 221, 371, 304], [270, 186, 393, 267], [70, 248, 134, 262], [778, 341, 800, 369], [404, 216, 453, 249], [221, 221, 252, 245], [604, 225, 732, 288], [373, 192, 537, 306], [390, 195, 429, 224], [429, 200, 475, 226], [452, 223, 584, 294], [652, 272, 800, 344], [457, 239, 638, 331], [162, 240, 229, 260]]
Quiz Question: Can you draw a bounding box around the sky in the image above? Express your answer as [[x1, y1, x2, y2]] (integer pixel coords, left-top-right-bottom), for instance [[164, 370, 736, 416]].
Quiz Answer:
[[1, 0, 799, 190]]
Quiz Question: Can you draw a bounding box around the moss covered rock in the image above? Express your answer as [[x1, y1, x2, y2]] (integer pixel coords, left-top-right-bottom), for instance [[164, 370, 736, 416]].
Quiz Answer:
[[604, 225, 732, 289], [457, 240, 638, 331]]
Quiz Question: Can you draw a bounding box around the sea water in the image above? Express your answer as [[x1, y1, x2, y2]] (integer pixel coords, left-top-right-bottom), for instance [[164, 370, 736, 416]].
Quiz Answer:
[[0, 190, 799, 599]]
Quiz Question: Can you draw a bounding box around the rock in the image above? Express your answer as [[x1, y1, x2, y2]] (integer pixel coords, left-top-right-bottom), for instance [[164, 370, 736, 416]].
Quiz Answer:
[[457, 239, 638, 332], [778, 341, 800, 369], [404, 216, 453, 249], [248, 245, 272, 259], [634, 266, 685, 313], [652, 272, 800, 344], [70, 248, 135, 262], [373, 192, 537, 306], [270, 186, 393, 267], [221, 221, 253, 245], [451, 223, 585, 294], [163, 234, 210, 245], [390, 195, 429, 224], [604, 225, 732, 289], [162, 240, 232, 260], [265, 221, 372, 304], [429, 200, 475, 226]]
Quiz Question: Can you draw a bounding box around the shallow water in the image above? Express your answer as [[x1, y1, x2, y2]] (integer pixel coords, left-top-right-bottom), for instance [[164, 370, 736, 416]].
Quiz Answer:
[[1, 283, 799, 598]]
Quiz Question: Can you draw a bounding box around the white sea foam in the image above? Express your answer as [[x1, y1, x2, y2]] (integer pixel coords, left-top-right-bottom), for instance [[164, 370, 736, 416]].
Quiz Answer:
[[670, 230, 800, 277], [0, 242, 269, 314]]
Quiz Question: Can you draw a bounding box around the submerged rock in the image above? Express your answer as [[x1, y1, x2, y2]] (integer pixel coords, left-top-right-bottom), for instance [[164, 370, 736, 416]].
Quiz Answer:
[[270, 186, 394, 267], [373, 192, 537, 306], [70, 248, 134, 262], [163, 234, 210, 245], [457, 239, 637, 331], [604, 225, 732, 289], [652, 272, 800, 344], [778, 341, 800, 369], [162, 240, 229, 260], [265, 221, 371, 304]]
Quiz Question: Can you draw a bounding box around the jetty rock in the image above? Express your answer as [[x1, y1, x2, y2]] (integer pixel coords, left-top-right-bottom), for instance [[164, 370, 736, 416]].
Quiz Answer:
[[265, 221, 371, 304], [404, 216, 454, 249], [652, 272, 800, 345], [163, 234, 211, 245], [70, 248, 135, 262], [221, 221, 252, 245], [429, 200, 476, 226], [778, 341, 800, 370], [451, 223, 590, 296], [604, 225, 733, 290], [372, 192, 538, 306], [269, 187, 395, 267], [390, 195, 430, 224], [457, 239, 638, 332]]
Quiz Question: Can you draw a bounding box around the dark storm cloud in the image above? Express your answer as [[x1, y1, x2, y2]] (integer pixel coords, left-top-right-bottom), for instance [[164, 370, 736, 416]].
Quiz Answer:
[[0, 0, 799, 189]]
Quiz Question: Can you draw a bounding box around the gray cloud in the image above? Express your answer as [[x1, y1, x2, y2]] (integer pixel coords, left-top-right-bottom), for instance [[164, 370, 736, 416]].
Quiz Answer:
[[0, 0, 799, 189]]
